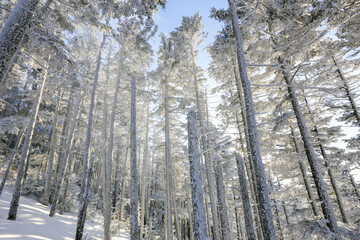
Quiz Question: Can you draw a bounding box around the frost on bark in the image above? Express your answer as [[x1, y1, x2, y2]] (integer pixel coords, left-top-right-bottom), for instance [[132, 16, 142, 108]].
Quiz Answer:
[[8, 60, 49, 220], [332, 56, 360, 124], [164, 73, 173, 240], [280, 59, 341, 238], [187, 109, 209, 240], [130, 76, 139, 240], [290, 127, 319, 216], [80, 34, 106, 196], [43, 90, 62, 205], [140, 94, 150, 240], [227, 0, 276, 239], [214, 162, 232, 240], [0, 128, 25, 196], [75, 153, 95, 240], [49, 89, 81, 217], [235, 153, 256, 240], [0, 0, 40, 84]]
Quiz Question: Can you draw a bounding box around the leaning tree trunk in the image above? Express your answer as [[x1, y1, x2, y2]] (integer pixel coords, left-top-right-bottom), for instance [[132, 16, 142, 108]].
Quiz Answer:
[[227, 0, 276, 238], [8, 58, 49, 220], [80, 34, 106, 197], [49, 88, 80, 217], [279, 59, 341, 238], [290, 127, 320, 216], [231, 61, 264, 240], [187, 109, 209, 240], [0, 0, 40, 84], [130, 76, 139, 240], [303, 95, 349, 224], [235, 153, 256, 240], [193, 52, 221, 240], [0, 128, 25, 196], [332, 56, 360, 124], [43, 90, 62, 205]]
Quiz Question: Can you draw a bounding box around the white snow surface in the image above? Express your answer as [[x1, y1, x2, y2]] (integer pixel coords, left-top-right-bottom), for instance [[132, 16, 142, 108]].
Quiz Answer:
[[0, 186, 129, 240]]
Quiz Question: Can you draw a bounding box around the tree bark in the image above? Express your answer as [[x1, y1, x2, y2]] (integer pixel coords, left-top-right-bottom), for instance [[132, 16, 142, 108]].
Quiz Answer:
[[187, 109, 209, 240], [80, 34, 106, 196], [227, 0, 276, 238], [280, 59, 341, 237], [0, 128, 25, 196], [215, 162, 232, 240], [235, 153, 256, 240], [130, 76, 139, 240], [290, 127, 320, 216], [8, 58, 49, 220], [0, 0, 40, 84]]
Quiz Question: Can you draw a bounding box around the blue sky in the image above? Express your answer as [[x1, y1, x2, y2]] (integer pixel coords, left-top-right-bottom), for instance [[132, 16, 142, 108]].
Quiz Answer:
[[151, 0, 228, 71], [151, 0, 228, 115]]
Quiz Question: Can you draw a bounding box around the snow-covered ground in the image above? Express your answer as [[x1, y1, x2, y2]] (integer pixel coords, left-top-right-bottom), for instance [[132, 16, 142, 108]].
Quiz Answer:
[[0, 186, 129, 240]]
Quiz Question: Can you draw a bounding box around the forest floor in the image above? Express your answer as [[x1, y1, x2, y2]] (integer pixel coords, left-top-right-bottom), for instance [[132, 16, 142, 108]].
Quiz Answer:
[[0, 186, 130, 240]]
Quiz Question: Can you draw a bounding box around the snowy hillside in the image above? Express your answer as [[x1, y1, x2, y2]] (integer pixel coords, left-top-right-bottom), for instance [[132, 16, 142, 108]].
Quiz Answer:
[[0, 186, 129, 240]]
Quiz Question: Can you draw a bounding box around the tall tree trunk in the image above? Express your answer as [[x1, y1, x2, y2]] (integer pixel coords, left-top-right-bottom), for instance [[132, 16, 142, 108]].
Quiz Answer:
[[215, 162, 232, 240], [0, 0, 39, 84], [303, 95, 348, 224], [231, 61, 263, 240], [350, 175, 360, 201], [49, 89, 81, 217], [227, 0, 276, 238], [279, 59, 341, 237], [0, 128, 25, 196], [43, 89, 62, 205], [187, 109, 209, 240], [8, 58, 49, 220], [235, 153, 256, 240], [130, 76, 139, 240], [290, 127, 320, 216], [75, 153, 95, 240], [80, 34, 106, 196], [164, 73, 173, 240], [193, 51, 220, 240], [140, 96, 150, 240], [332, 56, 360, 124], [186, 182, 195, 240]]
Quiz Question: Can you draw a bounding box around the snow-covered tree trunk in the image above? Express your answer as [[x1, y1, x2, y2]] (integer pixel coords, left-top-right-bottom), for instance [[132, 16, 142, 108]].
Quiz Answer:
[[231, 62, 263, 240], [164, 73, 173, 240], [235, 153, 256, 240], [290, 127, 319, 216], [49, 88, 81, 217], [80, 34, 106, 196], [321, 145, 348, 224], [75, 153, 95, 240], [350, 175, 360, 201], [193, 55, 220, 240], [332, 56, 360, 124], [109, 57, 122, 212], [269, 179, 284, 240], [187, 109, 209, 240], [227, 0, 276, 238], [0, 0, 39, 84], [0, 128, 25, 196], [8, 59, 49, 220], [186, 181, 195, 240], [280, 60, 341, 237], [43, 90, 62, 205], [130, 76, 139, 240], [140, 96, 150, 240], [214, 162, 232, 240], [102, 48, 112, 240]]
